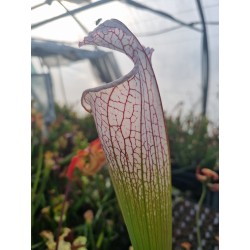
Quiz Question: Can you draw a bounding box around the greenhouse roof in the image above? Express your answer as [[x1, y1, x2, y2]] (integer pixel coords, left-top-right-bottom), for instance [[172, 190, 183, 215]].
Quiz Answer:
[[31, 0, 219, 123]]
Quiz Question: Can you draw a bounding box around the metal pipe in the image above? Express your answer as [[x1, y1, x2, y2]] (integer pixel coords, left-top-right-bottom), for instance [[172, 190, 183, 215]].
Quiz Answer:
[[31, 0, 113, 29], [196, 0, 210, 116]]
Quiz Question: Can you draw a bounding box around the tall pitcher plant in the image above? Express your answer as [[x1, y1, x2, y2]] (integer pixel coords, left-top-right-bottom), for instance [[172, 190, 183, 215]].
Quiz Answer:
[[79, 19, 172, 250]]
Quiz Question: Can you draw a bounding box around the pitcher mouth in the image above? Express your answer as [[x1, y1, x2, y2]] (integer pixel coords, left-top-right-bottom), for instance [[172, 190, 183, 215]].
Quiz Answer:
[[81, 63, 139, 113]]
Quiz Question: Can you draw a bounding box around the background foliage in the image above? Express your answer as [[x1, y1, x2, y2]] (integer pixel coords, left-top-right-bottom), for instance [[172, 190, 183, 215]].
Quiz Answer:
[[31, 103, 218, 250]]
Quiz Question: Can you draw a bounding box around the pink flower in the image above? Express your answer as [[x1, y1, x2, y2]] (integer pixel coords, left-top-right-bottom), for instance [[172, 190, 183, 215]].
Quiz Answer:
[[196, 166, 219, 192], [66, 138, 106, 180]]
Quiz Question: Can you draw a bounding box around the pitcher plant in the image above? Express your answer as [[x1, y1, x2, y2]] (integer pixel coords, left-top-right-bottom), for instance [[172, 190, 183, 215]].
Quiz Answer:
[[79, 19, 172, 250]]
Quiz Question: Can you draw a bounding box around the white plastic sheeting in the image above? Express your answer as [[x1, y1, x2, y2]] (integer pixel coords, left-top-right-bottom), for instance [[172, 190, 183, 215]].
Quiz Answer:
[[31, 0, 218, 123]]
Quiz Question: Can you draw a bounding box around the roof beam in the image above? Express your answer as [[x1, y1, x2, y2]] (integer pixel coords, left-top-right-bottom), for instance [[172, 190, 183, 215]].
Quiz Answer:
[[31, 1, 47, 10], [31, 0, 113, 29], [56, 0, 89, 34]]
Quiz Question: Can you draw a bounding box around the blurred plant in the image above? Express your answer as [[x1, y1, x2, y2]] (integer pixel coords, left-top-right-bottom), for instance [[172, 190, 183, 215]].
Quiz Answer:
[[195, 166, 219, 249], [32, 104, 130, 250], [196, 167, 219, 192], [54, 104, 98, 142], [40, 228, 87, 250], [79, 19, 172, 250], [55, 138, 106, 250], [180, 241, 191, 250], [66, 138, 106, 179], [166, 112, 218, 173], [32, 99, 218, 250]]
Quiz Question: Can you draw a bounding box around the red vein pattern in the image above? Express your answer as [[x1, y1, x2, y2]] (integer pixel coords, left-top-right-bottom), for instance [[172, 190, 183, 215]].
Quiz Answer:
[[79, 19, 172, 249]]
